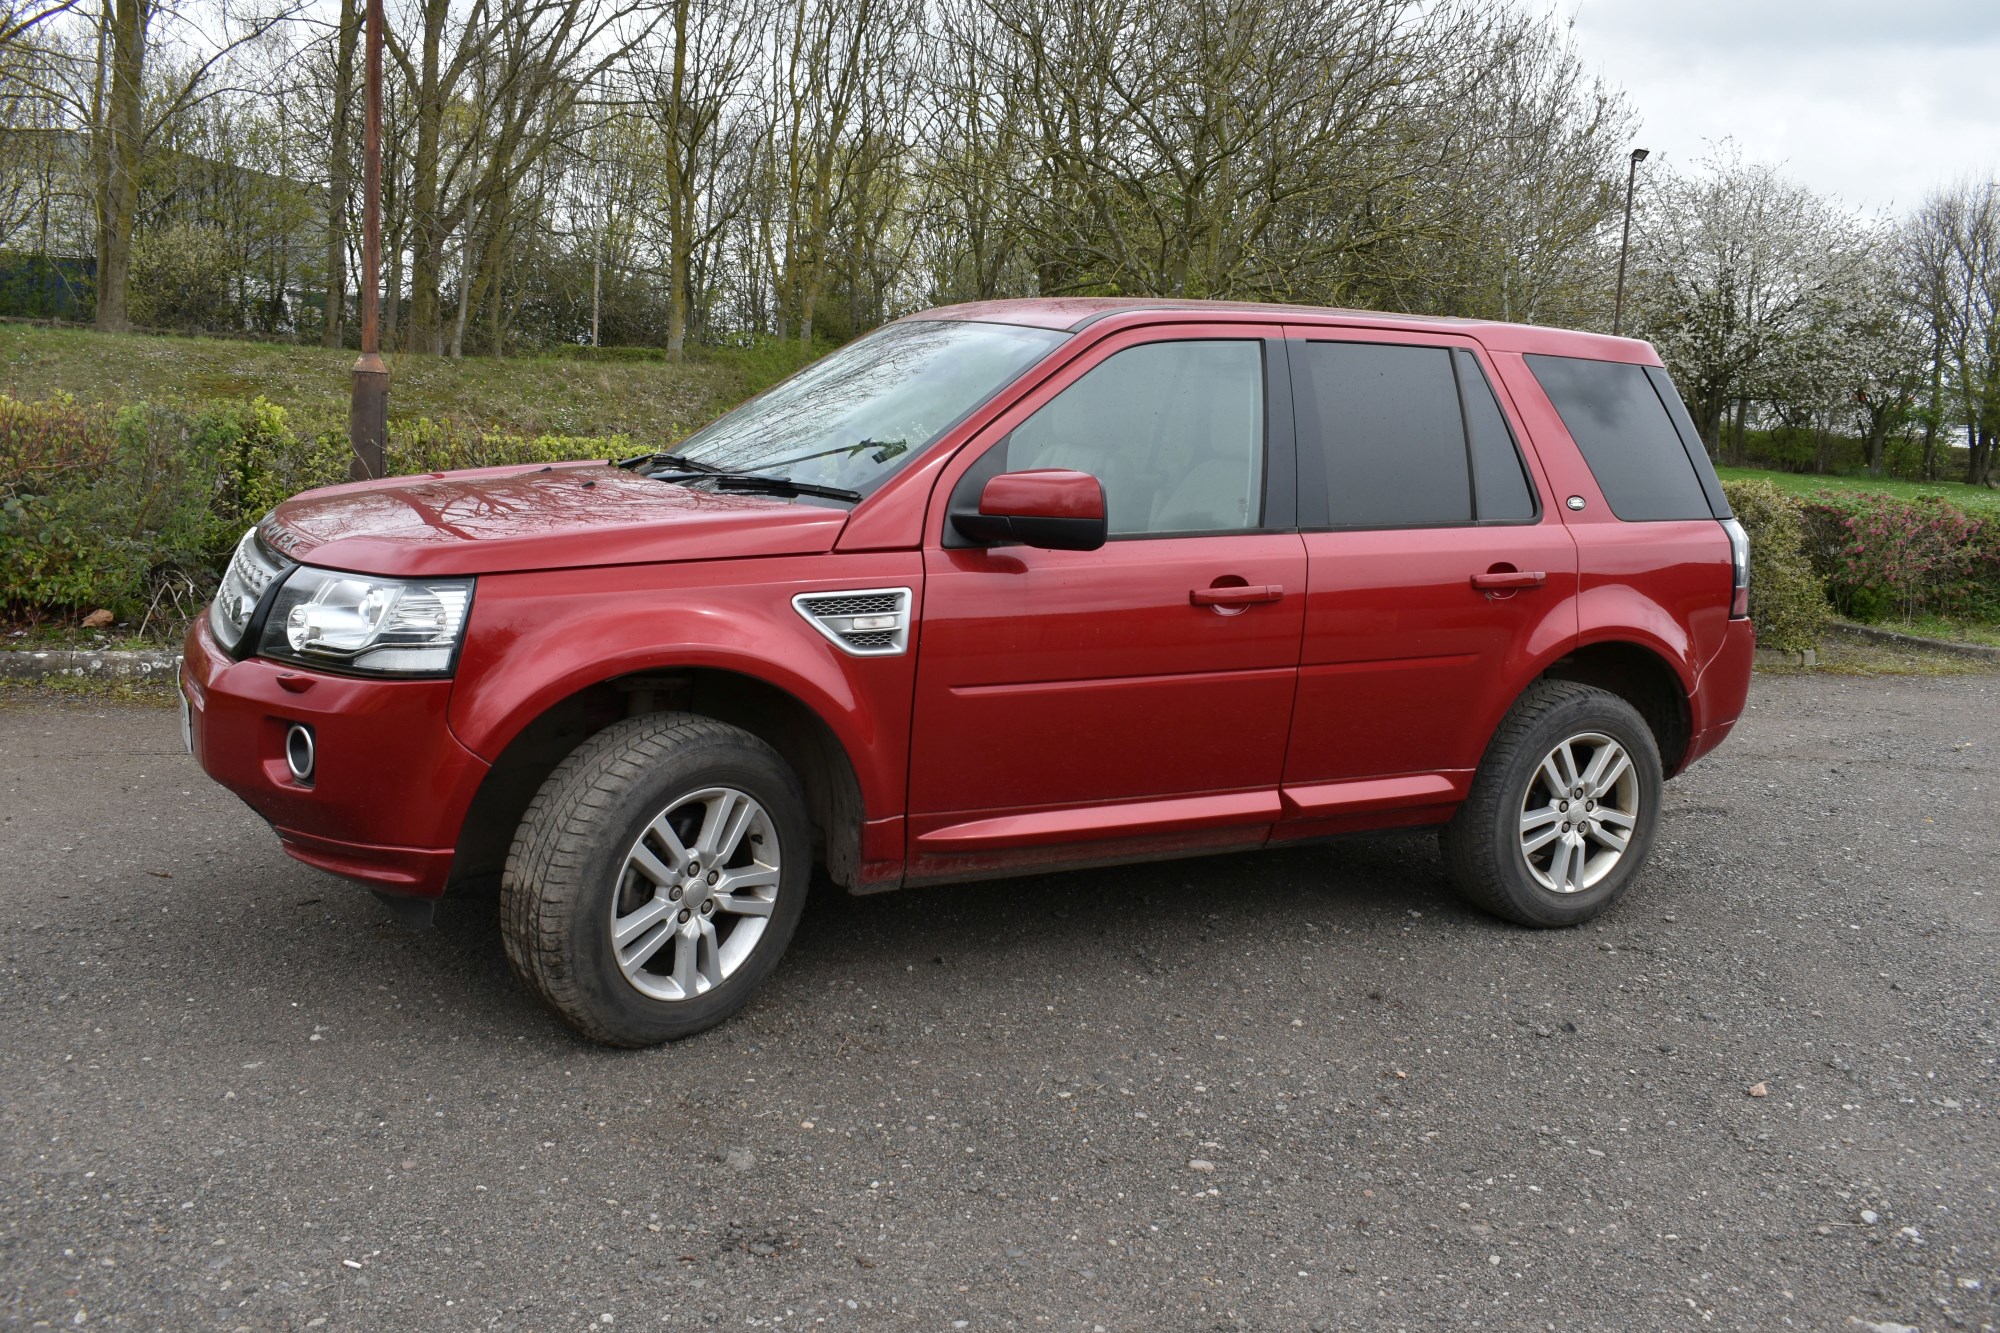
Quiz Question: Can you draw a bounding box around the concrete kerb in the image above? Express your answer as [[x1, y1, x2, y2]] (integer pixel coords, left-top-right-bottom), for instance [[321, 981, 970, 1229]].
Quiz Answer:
[[0, 647, 183, 682]]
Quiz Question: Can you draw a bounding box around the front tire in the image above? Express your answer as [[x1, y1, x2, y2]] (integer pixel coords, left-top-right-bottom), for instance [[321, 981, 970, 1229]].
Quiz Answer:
[[1442, 681, 1663, 928], [500, 713, 811, 1046]]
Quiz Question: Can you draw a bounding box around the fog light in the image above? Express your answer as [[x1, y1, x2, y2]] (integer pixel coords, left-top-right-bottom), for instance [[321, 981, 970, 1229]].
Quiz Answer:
[[285, 723, 316, 785]]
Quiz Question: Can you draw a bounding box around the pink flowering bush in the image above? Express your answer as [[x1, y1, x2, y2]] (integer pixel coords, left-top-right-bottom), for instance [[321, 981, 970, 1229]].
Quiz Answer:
[[1799, 492, 2000, 622]]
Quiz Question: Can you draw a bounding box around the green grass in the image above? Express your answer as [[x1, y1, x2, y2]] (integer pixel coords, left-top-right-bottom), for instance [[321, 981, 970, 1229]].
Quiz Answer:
[[1758, 634, 1996, 677], [1885, 615, 2000, 649], [1715, 464, 2000, 515], [0, 323, 825, 442]]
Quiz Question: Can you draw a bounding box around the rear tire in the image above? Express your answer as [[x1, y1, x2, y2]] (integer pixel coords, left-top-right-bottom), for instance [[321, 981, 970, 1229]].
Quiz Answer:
[[501, 713, 811, 1046], [1442, 681, 1662, 928]]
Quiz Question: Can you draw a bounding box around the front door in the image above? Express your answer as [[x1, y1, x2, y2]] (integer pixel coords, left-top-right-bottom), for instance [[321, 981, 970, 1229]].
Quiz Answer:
[[906, 330, 1307, 878]]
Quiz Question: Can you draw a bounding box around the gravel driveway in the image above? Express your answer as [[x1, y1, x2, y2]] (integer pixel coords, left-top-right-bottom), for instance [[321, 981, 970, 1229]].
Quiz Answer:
[[2, 673, 1996, 1332]]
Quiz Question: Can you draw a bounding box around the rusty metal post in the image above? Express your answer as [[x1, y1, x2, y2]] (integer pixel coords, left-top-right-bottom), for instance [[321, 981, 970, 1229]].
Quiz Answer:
[[348, 0, 388, 481]]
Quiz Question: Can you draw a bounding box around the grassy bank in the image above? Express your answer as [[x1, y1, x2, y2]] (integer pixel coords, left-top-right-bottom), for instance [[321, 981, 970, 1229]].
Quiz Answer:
[[1714, 464, 2000, 516], [0, 325, 829, 632], [0, 323, 824, 443]]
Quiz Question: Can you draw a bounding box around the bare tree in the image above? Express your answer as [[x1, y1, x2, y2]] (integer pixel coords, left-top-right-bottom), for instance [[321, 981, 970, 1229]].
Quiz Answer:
[[632, 0, 754, 358], [85, 0, 295, 331], [1917, 183, 2000, 487], [318, 0, 357, 345]]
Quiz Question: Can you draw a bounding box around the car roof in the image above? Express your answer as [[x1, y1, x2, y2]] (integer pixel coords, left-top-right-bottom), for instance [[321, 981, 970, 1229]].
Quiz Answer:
[[904, 297, 1657, 362]]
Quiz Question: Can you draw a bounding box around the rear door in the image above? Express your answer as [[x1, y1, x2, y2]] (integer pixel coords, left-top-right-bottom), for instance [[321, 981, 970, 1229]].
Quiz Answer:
[[906, 329, 1307, 877], [1278, 329, 1579, 832]]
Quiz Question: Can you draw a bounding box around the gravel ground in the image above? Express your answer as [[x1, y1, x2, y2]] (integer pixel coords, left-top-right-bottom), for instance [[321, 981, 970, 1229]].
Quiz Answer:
[[2, 673, 1996, 1333]]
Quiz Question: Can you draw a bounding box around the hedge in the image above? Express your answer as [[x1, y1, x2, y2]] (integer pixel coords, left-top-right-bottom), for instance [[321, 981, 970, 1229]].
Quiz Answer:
[[0, 393, 627, 623], [1719, 480, 1832, 654], [1796, 490, 2000, 624]]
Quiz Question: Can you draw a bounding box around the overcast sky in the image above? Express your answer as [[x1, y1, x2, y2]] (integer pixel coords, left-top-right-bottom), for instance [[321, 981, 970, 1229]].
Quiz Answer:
[[1568, 0, 2000, 218]]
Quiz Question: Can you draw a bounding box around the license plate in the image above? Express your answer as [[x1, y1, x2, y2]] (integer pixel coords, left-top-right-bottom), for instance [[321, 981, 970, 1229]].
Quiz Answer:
[[178, 681, 193, 754]]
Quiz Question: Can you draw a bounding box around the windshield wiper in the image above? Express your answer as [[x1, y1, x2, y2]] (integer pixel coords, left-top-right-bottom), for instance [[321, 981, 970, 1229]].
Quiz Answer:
[[612, 450, 735, 474], [752, 438, 910, 470], [644, 470, 861, 503], [710, 473, 862, 503]]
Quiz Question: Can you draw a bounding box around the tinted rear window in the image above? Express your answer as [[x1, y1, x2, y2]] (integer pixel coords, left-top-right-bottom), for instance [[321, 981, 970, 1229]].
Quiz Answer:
[[1525, 354, 1715, 521], [1301, 342, 1470, 527]]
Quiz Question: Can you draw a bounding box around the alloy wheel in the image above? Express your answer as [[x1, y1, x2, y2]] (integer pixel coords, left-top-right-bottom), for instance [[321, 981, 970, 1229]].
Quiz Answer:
[[608, 786, 781, 1001], [1516, 731, 1640, 894]]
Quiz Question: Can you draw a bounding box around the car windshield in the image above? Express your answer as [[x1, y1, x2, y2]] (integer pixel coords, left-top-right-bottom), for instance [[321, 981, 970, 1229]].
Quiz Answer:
[[660, 319, 1067, 495]]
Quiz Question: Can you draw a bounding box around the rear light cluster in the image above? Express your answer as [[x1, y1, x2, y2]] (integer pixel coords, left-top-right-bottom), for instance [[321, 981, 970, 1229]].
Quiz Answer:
[[1721, 518, 1751, 619]]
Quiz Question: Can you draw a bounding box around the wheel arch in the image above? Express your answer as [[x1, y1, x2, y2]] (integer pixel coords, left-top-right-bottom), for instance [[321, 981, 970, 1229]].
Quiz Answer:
[[1538, 638, 1694, 776], [450, 664, 869, 894]]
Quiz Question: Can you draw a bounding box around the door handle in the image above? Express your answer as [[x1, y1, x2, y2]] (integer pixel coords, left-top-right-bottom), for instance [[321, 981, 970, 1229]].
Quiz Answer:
[[1470, 570, 1546, 591], [1190, 583, 1284, 607]]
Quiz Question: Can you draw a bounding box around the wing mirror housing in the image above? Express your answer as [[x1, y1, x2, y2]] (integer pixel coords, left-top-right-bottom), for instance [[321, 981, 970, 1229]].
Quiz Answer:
[[950, 469, 1107, 551]]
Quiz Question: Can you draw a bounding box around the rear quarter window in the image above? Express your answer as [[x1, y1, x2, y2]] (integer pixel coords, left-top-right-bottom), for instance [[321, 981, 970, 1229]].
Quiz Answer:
[[1525, 354, 1716, 521]]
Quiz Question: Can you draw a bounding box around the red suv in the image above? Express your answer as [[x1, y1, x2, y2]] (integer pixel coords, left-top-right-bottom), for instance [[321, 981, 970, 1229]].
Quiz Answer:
[[182, 299, 1754, 1046]]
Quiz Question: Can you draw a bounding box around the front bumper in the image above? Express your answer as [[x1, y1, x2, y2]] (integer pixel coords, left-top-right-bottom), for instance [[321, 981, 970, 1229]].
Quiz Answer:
[[182, 619, 490, 897]]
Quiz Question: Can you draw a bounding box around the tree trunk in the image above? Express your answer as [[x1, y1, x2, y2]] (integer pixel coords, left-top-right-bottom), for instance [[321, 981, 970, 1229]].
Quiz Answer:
[[449, 231, 473, 359], [662, 0, 690, 362], [405, 0, 449, 354], [384, 213, 404, 353], [322, 0, 360, 348], [85, 2, 107, 321], [1694, 392, 1725, 458], [94, 0, 146, 334]]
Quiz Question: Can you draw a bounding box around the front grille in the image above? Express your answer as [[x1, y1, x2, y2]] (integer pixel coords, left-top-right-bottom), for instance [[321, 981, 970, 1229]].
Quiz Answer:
[[792, 587, 913, 658], [207, 526, 292, 651]]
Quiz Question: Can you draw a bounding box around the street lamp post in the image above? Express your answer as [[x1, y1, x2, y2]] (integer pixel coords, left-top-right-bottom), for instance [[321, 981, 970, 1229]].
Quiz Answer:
[[1611, 147, 1649, 338], [347, 0, 388, 481]]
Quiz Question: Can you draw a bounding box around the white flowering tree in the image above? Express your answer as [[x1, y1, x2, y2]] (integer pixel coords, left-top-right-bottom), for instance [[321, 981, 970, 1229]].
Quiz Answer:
[[1627, 146, 1880, 463]]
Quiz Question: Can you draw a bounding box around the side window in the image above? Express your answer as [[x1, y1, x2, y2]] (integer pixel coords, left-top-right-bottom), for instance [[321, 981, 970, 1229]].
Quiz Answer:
[[1455, 349, 1538, 522], [1299, 342, 1470, 527], [1525, 354, 1716, 521], [994, 340, 1264, 536]]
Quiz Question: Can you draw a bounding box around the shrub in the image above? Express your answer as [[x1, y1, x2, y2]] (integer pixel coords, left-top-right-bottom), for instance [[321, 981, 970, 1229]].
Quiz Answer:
[[0, 392, 114, 488], [386, 418, 632, 475], [0, 393, 622, 625], [1797, 490, 1998, 622], [129, 224, 239, 332], [1720, 480, 1832, 653]]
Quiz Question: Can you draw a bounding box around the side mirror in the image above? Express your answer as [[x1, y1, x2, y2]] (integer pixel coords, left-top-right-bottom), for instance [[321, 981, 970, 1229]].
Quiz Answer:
[[951, 469, 1107, 552]]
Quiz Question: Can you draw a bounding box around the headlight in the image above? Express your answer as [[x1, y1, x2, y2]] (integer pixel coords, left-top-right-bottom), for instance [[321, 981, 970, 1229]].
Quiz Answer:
[[257, 567, 474, 676], [209, 526, 293, 652]]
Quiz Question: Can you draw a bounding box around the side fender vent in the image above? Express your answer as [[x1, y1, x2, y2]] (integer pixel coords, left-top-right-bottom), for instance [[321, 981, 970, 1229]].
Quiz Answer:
[[792, 587, 913, 658]]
